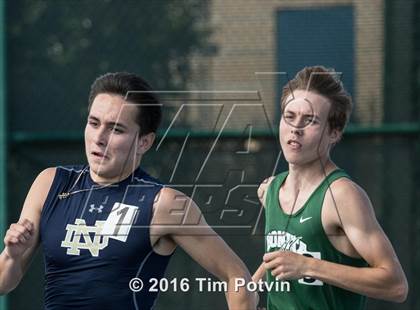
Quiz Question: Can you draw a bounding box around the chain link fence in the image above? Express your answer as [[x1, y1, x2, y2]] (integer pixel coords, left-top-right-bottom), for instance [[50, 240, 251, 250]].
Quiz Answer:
[[3, 0, 419, 309]]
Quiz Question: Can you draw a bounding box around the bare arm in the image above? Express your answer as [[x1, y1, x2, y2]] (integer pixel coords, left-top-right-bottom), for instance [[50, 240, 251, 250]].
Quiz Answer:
[[0, 168, 56, 294], [152, 187, 257, 309], [257, 177, 275, 207], [263, 179, 408, 302], [252, 177, 274, 283], [308, 180, 407, 301]]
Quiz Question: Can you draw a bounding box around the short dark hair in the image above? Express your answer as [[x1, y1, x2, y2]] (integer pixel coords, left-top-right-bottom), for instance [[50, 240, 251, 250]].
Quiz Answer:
[[88, 72, 162, 135], [281, 66, 352, 132]]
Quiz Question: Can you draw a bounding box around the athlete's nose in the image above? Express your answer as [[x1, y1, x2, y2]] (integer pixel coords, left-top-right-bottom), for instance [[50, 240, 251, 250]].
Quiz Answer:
[[290, 118, 305, 136], [93, 126, 108, 147], [291, 128, 303, 136], [295, 115, 309, 130]]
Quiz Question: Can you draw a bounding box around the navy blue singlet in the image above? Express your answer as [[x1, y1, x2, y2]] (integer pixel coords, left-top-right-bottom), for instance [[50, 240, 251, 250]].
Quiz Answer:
[[40, 165, 172, 310]]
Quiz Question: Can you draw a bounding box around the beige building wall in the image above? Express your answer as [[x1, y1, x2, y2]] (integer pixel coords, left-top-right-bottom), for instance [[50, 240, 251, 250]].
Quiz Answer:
[[188, 0, 384, 131]]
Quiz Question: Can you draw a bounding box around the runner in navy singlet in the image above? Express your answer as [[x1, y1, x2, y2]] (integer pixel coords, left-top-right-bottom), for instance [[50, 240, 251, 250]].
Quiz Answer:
[[0, 72, 257, 309]]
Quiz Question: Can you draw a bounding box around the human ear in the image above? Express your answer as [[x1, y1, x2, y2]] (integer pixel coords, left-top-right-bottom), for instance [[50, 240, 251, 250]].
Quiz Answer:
[[329, 129, 342, 144], [136, 132, 156, 155]]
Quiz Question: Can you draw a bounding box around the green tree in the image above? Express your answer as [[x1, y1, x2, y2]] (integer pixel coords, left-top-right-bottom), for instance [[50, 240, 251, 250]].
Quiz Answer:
[[7, 0, 212, 132]]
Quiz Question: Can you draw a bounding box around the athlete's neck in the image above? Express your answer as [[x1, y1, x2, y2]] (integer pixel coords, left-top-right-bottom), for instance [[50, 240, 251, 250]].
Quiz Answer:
[[89, 163, 141, 185], [286, 158, 337, 193]]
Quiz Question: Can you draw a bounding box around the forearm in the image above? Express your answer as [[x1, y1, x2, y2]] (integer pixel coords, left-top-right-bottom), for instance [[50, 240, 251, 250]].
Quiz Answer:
[[225, 275, 256, 310], [0, 251, 23, 294], [306, 257, 408, 302]]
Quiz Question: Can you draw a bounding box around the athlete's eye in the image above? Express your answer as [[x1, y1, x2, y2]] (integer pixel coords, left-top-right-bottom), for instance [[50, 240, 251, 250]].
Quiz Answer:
[[111, 127, 124, 134], [305, 116, 318, 125], [305, 117, 313, 124], [88, 120, 99, 127]]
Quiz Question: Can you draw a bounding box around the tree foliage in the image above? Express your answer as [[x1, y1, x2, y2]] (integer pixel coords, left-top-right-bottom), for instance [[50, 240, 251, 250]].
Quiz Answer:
[[7, 0, 212, 131]]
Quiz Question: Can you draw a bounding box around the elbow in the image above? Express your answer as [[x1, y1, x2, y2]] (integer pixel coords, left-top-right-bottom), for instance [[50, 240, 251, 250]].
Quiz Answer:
[[226, 262, 252, 283], [392, 282, 408, 303], [377, 264, 409, 303], [386, 277, 409, 303], [233, 268, 252, 284]]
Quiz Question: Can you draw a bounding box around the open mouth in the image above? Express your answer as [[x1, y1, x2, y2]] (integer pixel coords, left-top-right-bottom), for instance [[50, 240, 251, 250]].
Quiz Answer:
[[287, 139, 302, 150], [91, 151, 108, 159]]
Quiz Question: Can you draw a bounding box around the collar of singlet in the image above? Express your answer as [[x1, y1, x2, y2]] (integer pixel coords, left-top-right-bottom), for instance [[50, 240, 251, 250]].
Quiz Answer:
[[84, 165, 147, 188]]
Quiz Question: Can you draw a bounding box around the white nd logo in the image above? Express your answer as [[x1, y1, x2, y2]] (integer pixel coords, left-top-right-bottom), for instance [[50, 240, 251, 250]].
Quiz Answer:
[[61, 203, 139, 257], [61, 219, 109, 257]]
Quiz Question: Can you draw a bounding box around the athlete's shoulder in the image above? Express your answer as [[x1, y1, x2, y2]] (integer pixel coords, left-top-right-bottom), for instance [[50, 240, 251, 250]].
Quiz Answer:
[[151, 187, 198, 236], [155, 187, 186, 206], [133, 168, 164, 187], [258, 176, 275, 195], [258, 171, 288, 206], [153, 187, 200, 221], [329, 175, 368, 199], [55, 164, 87, 175], [258, 175, 277, 206], [34, 165, 85, 195], [24, 167, 57, 213], [34, 167, 57, 187], [326, 175, 372, 215]]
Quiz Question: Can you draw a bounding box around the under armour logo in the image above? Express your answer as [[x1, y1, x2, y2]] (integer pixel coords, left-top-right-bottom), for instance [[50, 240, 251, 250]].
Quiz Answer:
[[89, 204, 104, 213]]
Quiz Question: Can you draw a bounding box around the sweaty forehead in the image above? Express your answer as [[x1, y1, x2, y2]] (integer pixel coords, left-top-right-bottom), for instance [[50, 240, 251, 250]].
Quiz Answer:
[[284, 90, 331, 116], [89, 94, 138, 125]]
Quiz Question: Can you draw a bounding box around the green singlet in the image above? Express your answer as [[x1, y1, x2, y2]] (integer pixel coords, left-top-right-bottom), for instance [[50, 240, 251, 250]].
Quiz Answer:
[[265, 169, 368, 310]]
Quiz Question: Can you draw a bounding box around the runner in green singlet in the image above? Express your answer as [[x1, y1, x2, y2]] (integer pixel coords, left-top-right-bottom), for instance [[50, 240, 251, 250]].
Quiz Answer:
[[253, 66, 408, 310]]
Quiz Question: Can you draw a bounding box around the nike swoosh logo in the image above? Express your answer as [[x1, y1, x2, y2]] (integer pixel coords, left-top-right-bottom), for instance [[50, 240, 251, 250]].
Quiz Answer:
[[299, 216, 312, 224]]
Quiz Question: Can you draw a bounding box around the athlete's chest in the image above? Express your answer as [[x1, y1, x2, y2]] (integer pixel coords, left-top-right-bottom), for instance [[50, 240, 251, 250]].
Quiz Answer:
[[278, 187, 317, 215], [41, 188, 153, 266]]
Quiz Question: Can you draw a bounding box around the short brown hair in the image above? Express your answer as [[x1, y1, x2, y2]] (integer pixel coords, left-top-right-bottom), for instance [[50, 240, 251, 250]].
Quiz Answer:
[[280, 66, 352, 132], [88, 72, 162, 135]]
